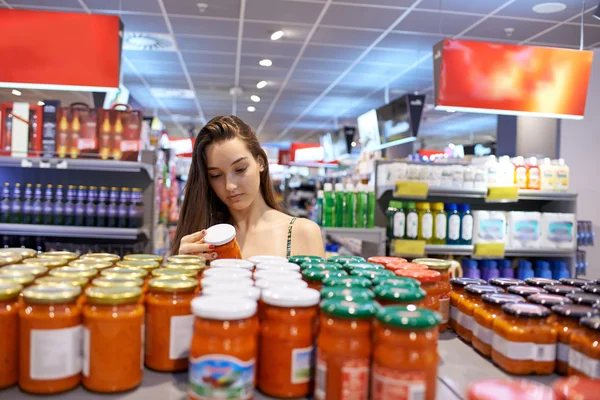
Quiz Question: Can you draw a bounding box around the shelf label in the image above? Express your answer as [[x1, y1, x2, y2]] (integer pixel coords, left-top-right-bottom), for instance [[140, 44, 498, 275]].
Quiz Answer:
[[39, 160, 51, 169], [394, 181, 429, 199], [56, 160, 68, 169], [20, 159, 33, 168], [393, 239, 426, 257], [486, 186, 518, 202], [474, 243, 505, 258]]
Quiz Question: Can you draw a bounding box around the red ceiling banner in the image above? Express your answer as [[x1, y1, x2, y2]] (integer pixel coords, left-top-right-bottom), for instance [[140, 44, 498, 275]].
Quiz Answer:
[[0, 9, 122, 92], [433, 39, 594, 119]]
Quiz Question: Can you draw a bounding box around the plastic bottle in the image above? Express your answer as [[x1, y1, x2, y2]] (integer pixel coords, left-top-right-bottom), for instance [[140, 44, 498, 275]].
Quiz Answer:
[[431, 202, 447, 245], [554, 159, 569, 192], [334, 183, 345, 228], [458, 204, 473, 245], [526, 157, 541, 190], [386, 201, 405, 241], [517, 260, 534, 280], [539, 158, 555, 191], [480, 260, 499, 282], [486, 156, 499, 187], [316, 190, 324, 227], [497, 259, 514, 278], [499, 156, 515, 186], [344, 184, 355, 228], [354, 184, 365, 228], [366, 184, 376, 229], [514, 156, 527, 189], [405, 202, 418, 240], [323, 183, 334, 228], [417, 202, 433, 243], [554, 261, 570, 280], [446, 204, 461, 245], [535, 260, 552, 279], [462, 259, 480, 279]]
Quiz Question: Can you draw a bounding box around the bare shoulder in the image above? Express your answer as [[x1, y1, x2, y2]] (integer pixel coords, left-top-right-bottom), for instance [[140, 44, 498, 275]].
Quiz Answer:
[[291, 217, 325, 257], [292, 217, 322, 238]]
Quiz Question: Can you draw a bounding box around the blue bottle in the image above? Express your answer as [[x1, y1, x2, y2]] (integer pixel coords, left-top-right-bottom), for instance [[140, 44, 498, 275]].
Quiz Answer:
[[497, 259, 514, 278], [535, 260, 552, 279], [446, 203, 461, 245], [554, 261, 570, 280], [480, 260, 499, 281], [517, 260, 534, 280], [458, 204, 474, 245], [462, 259, 480, 279]]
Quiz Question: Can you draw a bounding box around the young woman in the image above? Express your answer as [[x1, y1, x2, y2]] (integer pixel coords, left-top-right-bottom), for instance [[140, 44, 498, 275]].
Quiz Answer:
[[172, 115, 325, 260]]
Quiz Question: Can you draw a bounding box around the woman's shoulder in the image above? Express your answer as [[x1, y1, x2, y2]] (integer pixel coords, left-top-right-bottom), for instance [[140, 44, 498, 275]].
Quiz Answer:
[[291, 217, 321, 238]]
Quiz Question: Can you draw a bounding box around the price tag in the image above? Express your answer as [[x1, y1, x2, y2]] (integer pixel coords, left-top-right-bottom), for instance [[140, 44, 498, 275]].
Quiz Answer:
[[486, 186, 518, 202], [20, 159, 33, 168], [393, 239, 426, 257], [56, 160, 68, 169], [39, 160, 51, 169], [474, 243, 505, 258], [394, 181, 429, 199]]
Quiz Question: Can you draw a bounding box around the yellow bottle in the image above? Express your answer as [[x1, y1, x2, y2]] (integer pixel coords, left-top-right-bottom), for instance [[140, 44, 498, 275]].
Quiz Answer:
[[69, 111, 81, 159], [99, 114, 111, 160], [416, 202, 433, 244], [431, 202, 446, 245], [56, 114, 69, 158], [112, 116, 123, 161]]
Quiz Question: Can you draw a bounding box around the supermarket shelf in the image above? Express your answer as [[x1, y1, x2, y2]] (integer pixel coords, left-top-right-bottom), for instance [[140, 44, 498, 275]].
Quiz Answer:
[[377, 185, 577, 201], [321, 227, 386, 243], [0, 223, 146, 240], [392, 244, 576, 258]]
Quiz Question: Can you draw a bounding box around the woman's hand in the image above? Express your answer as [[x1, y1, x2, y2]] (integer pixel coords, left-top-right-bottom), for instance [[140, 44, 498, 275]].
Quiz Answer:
[[178, 230, 218, 260]]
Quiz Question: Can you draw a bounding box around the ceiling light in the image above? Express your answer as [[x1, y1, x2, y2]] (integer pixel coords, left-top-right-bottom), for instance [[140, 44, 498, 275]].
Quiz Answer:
[[250, 95, 261, 103], [11, 89, 21, 96], [247, 106, 256, 112], [259, 59, 272, 67], [123, 32, 175, 52], [256, 80, 267, 89], [37, 101, 45, 106], [532, 2, 567, 14], [270, 30, 284, 41]]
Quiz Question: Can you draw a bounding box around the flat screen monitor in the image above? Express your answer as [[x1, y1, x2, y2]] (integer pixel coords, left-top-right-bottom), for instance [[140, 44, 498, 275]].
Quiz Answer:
[[357, 109, 381, 151], [377, 94, 424, 144]]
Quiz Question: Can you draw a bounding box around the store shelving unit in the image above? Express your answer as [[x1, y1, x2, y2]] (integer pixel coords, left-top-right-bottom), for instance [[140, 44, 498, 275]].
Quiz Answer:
[[392, 244, 576, 258], [0, 223, 145, 240], [322, 227, 386, 258]]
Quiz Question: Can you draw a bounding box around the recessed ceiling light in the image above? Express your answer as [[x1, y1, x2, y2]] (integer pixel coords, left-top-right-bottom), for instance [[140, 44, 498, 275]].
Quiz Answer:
[[247, 106, 256, 112], [259, 59, 272, 67], [270, 30, 284, 41], [197, 2, 208, 13], [532, 2, 567, 14], [11, 89, 21, 96], [123, 32, 175, 51], [256, 80, 267, 89], [250, 95, 261, 103], [37, 101, 45, 106]]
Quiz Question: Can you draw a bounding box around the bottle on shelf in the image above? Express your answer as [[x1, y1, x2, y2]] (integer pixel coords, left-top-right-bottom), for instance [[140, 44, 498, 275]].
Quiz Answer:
[[405, 202, 418, 240], [74, 185, 87, 226], [53, 185, 65, 225], [366, 184, 376, 229], [431, 202, 446, 245], [107, 186, 119, 228], [99, 112, 111, 160], [57, 113, 69, 158], [458, 204, 473, 245], [22, 183, 33, 224], [112, 114, 123, 160], [323, 183, 334, 228], [535, 260, 552, 279], [32, 184, 43, 225], [344, 183, 355, 228], [539, 158, 555, 191], [462, 259, 480, 279], [117, 187, 130, 228], [86, 186, 97, 227], [497, 259, 514, 278], [516, 260, 534, 280], [316, 190, 324, 227], [334, 183, 345, 228], [554, 158, 569, 192], [514, 156, 527, 189], [526, 157, 541, 190], [480, 260, 499, 281], [42, 184, 54, 225], [0, 183, 11, 223], [96, 186, 109, 227], [10, 183, 23, 224], [446, 203, 461, 245], [129, 188, 143, 229], [386, 201, 405, 242], [64, 185, 77, 226], [553, 261, 570, 280], [70, 110, 81, 159], [354, 184, 366, 229], [499, 155, 515, 186], [417, 202, 433, 243]]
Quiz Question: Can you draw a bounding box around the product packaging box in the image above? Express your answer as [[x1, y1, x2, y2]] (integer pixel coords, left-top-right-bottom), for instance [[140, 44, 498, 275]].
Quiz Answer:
[[541, 213, 576, 249], [98, 105, 142, 162], [0, 102, 43, 157], [473, 210, 507, 244], [56, 103, 98, 158], [507, 211, 541, 249]]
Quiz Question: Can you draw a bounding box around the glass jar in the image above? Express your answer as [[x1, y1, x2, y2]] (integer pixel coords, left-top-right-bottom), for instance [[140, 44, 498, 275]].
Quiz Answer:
[[351, 268, 394, 282], [488, 278, 525, 292], [189, 295, 258, 399], [116, 260, 160, 278], [255, 278, 308, 291], [374, 284, 426, 307], [566, 293, 600, 307], [0, 271, 35, 287], [315, 299, 377, 400], [254, 269, 302, 281], [386, 262, 429, 271], [553, 376, 600, 400], [456, 285, 503, 343], [507, 285, 547, 298], [394, 269, 442, 313], [322, 276, 372, 289], [80, 253, 121, 264], [302, 262, 345, 271], [258, 287, 320, 398], [101, 268, 148, 291], [527, 294, 572, 324], [69, 259, 112, 273], [568, 316, 600, 378], [329, 255, 365, 266], [82, 286, 144, 393], [0, 252, 23, 267], [526, 277, 560, 288], [288, 255, 325, 265], [123, 253, 163, 263], [372, 307, 441, 400], [303, 267, 348, 291], [35, 276, 88, 306], [491, 303, 557, 375], [468, 379, 555, 400], [582, 284, 600, 294], [204, 224, 242, 259], [320, 286, 374, 301], [49, 266, 98, 281], [472, 293, 524, 357], [544, 285, 583, 296], [1, 247, 36, 259], [449, 278, 485, 332], [18, 285, 82, 394], [40, 251, 78, 262], [372, 276, 421, 288], [560, 278, 593, 288], [145, 277, 198, 372], [256, 262, 301, 272], [167, 254, 205, 266], [1, 264, 47, 278], [367, 256, 406, 268], [202, 276, 253, 288], [413, 258, 452, 332], [249, 255, 288, 265], [163, 263, 205, 280], [202, 284, 261, 300], [203, 267, 252, 279], [0, 282, 22, 389], [551, 305, 596, 375], [23, 257, 68, 269]]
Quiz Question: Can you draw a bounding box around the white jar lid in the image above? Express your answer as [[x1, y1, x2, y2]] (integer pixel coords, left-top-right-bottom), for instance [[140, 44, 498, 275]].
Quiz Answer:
[[191, 295, 256, 320], [201, 276, 253, 288], [204, 224, 236, 246], [254, 269, 301, 280], [262, 287, 320, 307], [202, 285, 261, 301], [203, 268, 252, 279], [248, 255, 288, 265], [210, 259, 254, 270], [255, 262, 301, 272], [254, 278, 308, 290]]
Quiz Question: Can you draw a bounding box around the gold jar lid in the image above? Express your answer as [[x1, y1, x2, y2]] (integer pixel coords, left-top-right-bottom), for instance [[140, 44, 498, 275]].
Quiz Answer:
[[0, 264, 48, 277], [49, 266, 98, 280], [0, 253, 23, 266], [0, 248, 36, 259], [124, 254, 163, 263], [22, 284, 80, 304], [69, 259, 113, 270], [40, 251, 79, 261], [412, 258, 452, 271], [80, 253, 121, 263], [116, 260, 160, 271], [85, 286, 142, 305], [101, 267, 148, 280], [92, 276, 144, 288], [35, 276, 88, 289], [23, 257, 69, 268], [152, 268, 196, 278], [0, 271, 36, 286], [166, 255, 206, 265], [149, 277, 198, 293], [0, 282, 23, 301], [163, 263, 205, 273]]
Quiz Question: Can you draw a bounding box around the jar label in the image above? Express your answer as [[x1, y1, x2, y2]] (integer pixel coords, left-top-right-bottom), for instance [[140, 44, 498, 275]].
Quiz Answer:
[[189, 355, 254, 400], [420, 213, 433, 240], [315, 351, 326, 400], [439, 297, 450, 324], [472, 321, 493, 345], [83, 327, 90, 377], [557, 342, 569, 362], [315, 351, 369, 400], [434, 214, 446, 240], [291, 346, 314, 384], [371, 363, 426, 400], [30, 326, 82, 380], [170, 314, 194, 360], [492, 335, 556, 362], [456, 311, 473, 331], [569, 349, 600, 378], [548, 221, 573, 243]]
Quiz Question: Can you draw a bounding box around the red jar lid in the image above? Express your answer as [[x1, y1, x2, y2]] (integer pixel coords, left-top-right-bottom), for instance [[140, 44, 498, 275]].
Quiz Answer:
[[467, 379, 554, 400], [386, 262, 429, 271], [394, 269, 440, 283], [367, 256, 406, 266], [553, 376, 600, 400]]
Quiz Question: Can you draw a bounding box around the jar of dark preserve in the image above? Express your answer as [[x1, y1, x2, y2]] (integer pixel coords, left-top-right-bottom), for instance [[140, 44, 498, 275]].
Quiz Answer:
[[525, 278, 560, 288], [488, 278, 525, 291], [566, 292, 600, 307], [527, 294, 572, 324], [544, 285, 583, 296], [507, 285, 547, 298], [560, 278, 593, 288], [582, 284, 600, 294]]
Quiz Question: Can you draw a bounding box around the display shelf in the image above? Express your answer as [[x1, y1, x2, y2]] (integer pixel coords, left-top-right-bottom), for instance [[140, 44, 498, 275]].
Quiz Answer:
[[392, 244, 576, 258], [0, 223, 146, 240], [322, 227, 387, 257]]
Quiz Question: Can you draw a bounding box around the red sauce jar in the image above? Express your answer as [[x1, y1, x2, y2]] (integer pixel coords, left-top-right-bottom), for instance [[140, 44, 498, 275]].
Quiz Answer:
[[204, 224, 242, 260]]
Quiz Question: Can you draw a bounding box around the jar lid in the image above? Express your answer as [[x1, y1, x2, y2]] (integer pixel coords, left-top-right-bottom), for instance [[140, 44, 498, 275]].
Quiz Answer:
[[35, 276, 88, 289], [342, 262, 384, 271], [204, 224, 236, 246], [40, 251, 78, 261], [69, 259, 112, 270], [255, 262, 301, 272], [201, 276, 253, 288], [288, 255, 325, 264], [262, 287, 320, 307], [350, 268, 394, 280], [387, 262, 429, 271], [22, 284, 80, 304], [372, 276, 421, 288], [467, 379, 554, 400], [375, 306, 441, 330], [367, 256, 405, 266], [374, 284, 426, 302], [0, 253, 23, 266], [580, 316, 600, 331], [210, 259, 254, 270], [202, 284, 261, 300], [148, 277, 198, 292], [450, 277, 486, 287], [328, 255, 365, 265], [0, 282, 22, 300], [123, 254, 163, 263], [304, 268, 348, 282], [92, 276, 144, 288], [167, 255, 205, 265], [411, 258, 452, 271], [566, 292, 600, 306], [116, 260, 160, 271], [465, 285, 503, 296], [0, 271, 35, 285], [553, 376, 600, 400], [582, 284, 600, 294], [152, 268, 198, 278], [501, 303, 550, 319], [320, 298, 378, 319], [85, 286, 142, 305], [254, 269, 302, 281], [394, 269, 441, 283], [551, 305, 596, 319], [23, 257, 68, 268], [544, 285, 583, 296], [50, 266, 98, 279], [254, 278, 308, 290], [81, 252, 121, 261], [248, 255, 287, 265], [322, 276, 372, 288], [525, 277, 560, 288], [1, 264, 48, 277], [528, 294, 572, 307], [101, 267, 147, 280], [489, 278, 526, 288], [0, 247, 36, 259], [300, 262, 344, 270], [163, 263, 205, 273], [203, 267, 252, 279], [507, 285, 548, 297], [481, 293, 525, 306], [320, 287, 375, 301], [191, 295, 256, 320], [560, 278, 593, 288]]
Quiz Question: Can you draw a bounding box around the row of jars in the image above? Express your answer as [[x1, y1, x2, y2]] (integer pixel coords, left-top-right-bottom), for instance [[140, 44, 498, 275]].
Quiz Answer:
[[449, 275, 600, 377]]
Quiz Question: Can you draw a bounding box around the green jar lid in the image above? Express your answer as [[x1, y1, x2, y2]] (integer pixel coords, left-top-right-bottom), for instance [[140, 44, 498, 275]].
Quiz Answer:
[[303, 268, 348, 282], [374, 284, 426, 303], [412, 258, 452, 271], [327, 255, 366, 265], [320, 298, 378, 319], [350, 268, 395, 280], [376, 306, 441, 329], [289, 255, 325, 265], [300, 262, 344, 271], [321, 287, 375, 301], [372, 276, 421, 288], [344, 262, 385, 271], [389, 201, 403, 209], [322, 276, 372, 288]]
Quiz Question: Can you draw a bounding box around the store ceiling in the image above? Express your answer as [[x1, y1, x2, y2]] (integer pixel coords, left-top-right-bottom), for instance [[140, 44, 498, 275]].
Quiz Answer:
[[1, 0, 600, 142]]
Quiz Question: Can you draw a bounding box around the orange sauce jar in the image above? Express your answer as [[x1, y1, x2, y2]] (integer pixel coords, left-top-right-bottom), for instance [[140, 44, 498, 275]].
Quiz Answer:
[[204, 224, 242, 259], [40, 251, 78, 262], [472, 293, 525, 357], [0, 282, 22, 389], [394, 269, 442, 312], [491, 303, 557, 375], [527, 294, 572, 324], [372, 306, 441, 400], [145, 277, 198, 372], [488, 278, 525, 292], [0, 252, 22, 266], [124, 253, 163, 263], [49, 266, 98, 281], [163, 263, 206, 281], [507, 285, 547, 298], [23, 256, 68, 270], [82, 286, 144, 393], [551, 305, 596, 375], [568, 315, 600, 378], [413, 258, 452, 331], [1, 264, 48, 278], [35, 276, 89, 306], [566, 292, 600, 307], [374, 284, 426, 307], [526, 277, 560, 288], [68, 259, 113, 274], [0, 272, 35, 287], [80, 253, 121, 265], [303, 267, 348, 291], [189, 295, 258, 400], [468, 379, 555, 400], [560, 278, 593, 288], [449, 278, 485, 332], [1, 247, 35, 260], [202, 267, 252, 280], [18, 284, 82, 394], [456, 285, 503, 343], [258, 287, 320, 398], [544, 284, 584, 297], [116, 260, 160, 283], [167, 254, 206, 266], [553, 376, 600, 400], [367, 256, 406, 268], [315, 298, 377, 400], [101, 267, 148, 292]]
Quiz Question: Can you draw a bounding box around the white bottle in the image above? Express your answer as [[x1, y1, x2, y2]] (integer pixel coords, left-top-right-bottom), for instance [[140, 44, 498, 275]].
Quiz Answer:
[[499, 156, 515, 186], [486, 156, 499, 187], [406, 206, 419, 240], [554, 159, 570, 192], [539, 158, 555, 191]]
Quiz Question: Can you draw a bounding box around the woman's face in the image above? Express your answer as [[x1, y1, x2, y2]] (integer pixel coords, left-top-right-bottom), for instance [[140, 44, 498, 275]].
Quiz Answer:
[[205, 137, 264, 211]]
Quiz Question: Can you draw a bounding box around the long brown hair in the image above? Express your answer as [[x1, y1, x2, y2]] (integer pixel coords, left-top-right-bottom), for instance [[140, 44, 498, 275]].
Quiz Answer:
[[171, 115, 281, 254]]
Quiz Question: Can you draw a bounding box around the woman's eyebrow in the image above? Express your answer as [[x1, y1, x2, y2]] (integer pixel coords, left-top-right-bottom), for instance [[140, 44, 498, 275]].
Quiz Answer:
[[208, 157, 248, 170]]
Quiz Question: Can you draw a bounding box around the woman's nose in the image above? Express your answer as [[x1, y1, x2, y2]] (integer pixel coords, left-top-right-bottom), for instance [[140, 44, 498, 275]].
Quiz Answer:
[[226, 176, 237, 191]]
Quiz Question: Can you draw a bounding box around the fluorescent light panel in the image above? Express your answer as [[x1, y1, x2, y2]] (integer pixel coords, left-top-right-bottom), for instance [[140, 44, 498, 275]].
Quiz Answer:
[[435, 105, 584, 120], [0, 82, 118, 92]]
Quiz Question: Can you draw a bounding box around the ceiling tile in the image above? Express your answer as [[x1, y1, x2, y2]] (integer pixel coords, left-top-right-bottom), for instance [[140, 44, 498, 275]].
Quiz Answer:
[[119, 14, 169, 33], [311, 26, 382, 46], [361, 48, 423, 65], [395, 10, 481, 35], [376, 32, 443, 51], [86, 0, 161, 13], [292, 69, 339, 82], [124, 50, 181, 63], [192, 75, 236, 86], [495, 0, 583, 22], [295, 58, 353, 73], [321, 4, 407, 29], [242, 40, 303, 57], [303, 44, 366, 60], [332, 0, 417, 6], [241, 55, 295, 68], [417, 0, 509, 14], [8, 0, 81, 7], [184, 53, 236, 65], [240, 66, 289, 79], [244, 21, 311, 41], [170, 16, 238, 36], [177, 36, 237, 52], [245, 0, 325, 24], [464, 17, 556, 42], [164, 0, 241, 19], [531, 25, 600, 48], [186, 63, 236, 76]]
